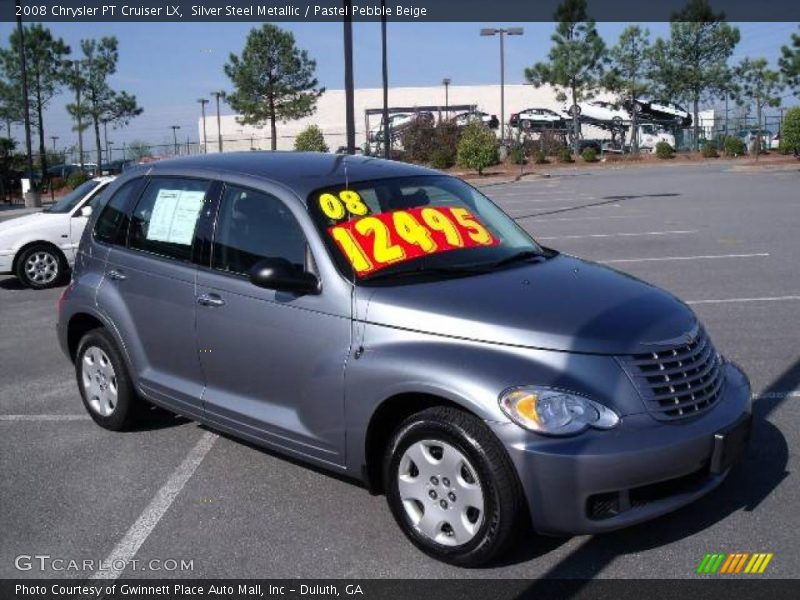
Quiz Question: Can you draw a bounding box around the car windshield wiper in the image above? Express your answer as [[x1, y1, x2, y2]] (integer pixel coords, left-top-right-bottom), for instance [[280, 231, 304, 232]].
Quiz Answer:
[[361, 263, 494, 283], [489, 250, 547, 269]]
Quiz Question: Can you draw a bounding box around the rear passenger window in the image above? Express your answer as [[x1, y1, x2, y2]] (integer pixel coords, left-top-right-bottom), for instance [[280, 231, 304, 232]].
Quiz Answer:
[[94, 179, 141, 245], [128, 177, 210, 262], [212, 185, 307, 276]]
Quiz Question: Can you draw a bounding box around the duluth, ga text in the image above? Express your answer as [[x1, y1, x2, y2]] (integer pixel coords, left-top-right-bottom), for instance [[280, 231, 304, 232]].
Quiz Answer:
[[16, 583, 364, 596]]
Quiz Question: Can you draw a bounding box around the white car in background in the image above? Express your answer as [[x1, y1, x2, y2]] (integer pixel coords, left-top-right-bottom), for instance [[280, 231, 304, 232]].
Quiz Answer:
[[0, 177, 114, 289], [509, 107, 569, 130], [566, 100, 630, 125]]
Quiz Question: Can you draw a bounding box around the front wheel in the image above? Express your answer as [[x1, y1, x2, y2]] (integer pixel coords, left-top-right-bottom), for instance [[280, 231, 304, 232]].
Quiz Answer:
[[383, 407, 524, 566], [16, 244, 67, 289]]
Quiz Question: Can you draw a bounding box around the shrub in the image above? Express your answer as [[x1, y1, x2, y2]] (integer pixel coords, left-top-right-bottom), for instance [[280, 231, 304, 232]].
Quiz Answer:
[[400, 117, 436, 163], [456, 122, 498, 175], [509, 144, 526, 165], [533, 150, 549, 164], [581, 147, 598, 162], [701, 141, 719, 158], [429, 146, 456, 169], [294, 125, 329, 152], [557, 148, 574, 163], [66, 170, 90, 189], [780, 107, 800, 156], [537, 130, 567, 156], [723, 136, 746, 157], [655, 141, 674, 159]]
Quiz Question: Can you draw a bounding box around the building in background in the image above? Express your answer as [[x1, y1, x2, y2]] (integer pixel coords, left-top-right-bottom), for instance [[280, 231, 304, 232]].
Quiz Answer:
[[197, 84, 616, 152]]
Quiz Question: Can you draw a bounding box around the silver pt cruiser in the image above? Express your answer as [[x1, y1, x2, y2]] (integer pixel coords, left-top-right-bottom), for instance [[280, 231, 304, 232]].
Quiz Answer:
[[57, 153, 752, 566]]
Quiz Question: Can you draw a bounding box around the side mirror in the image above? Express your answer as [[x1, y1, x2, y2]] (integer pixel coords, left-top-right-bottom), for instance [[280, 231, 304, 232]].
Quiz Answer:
[[249, 258, 320, 295], [79, 205, 92, 218]]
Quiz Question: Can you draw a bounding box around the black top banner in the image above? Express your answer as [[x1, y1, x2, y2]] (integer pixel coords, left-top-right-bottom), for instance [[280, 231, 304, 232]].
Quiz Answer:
[[2, 0, 800, 22]]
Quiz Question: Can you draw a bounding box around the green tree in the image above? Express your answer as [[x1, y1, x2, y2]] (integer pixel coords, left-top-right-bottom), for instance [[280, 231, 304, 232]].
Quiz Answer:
[[64, 59, 90, 168], [456, 121, 498, 175], [225, 24, 323, 151], [0, 24, 70, 176], [294, 124, 329, 152], [734, 58, 784, 157], [126, 139, 152, 161], [604, 26, 651, 154], [73, 38, 142, 171], [649, 0, 740, 150], [525, 0, 607, 157], [0, 78, 23, 139], [779, 107, 800, 156], [779, 26, 800, 93], [0, 137, 16, 201]]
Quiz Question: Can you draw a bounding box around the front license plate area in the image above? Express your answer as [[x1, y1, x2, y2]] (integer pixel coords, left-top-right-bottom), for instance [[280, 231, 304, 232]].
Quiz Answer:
[[710, 413, 752, 475]]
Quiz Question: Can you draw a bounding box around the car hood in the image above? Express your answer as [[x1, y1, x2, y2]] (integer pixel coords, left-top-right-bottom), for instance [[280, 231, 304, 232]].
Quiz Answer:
[[0, 212, 60, 238], [359, 254, 697, 355]]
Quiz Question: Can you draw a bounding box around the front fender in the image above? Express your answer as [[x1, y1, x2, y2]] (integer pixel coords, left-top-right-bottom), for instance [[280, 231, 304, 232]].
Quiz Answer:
[[343, 322, 642, 475]]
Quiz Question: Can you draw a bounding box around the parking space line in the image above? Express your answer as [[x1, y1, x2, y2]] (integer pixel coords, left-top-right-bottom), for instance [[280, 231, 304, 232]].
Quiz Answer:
[[0, 414, 91, 421], [687, 295, 800, 305], [90, 431, 218, 580], [538, 230, 697, 241], [529, 214, 643, 223], [601, 253, 770, 264]]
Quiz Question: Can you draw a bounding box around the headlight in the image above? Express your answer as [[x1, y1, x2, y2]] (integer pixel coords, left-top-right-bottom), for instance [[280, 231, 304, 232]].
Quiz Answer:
[[498, 386, 619, 436]]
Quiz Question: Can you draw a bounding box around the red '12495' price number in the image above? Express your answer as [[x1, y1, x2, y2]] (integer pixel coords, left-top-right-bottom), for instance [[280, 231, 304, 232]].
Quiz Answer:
[[328, 206, 498, 276]]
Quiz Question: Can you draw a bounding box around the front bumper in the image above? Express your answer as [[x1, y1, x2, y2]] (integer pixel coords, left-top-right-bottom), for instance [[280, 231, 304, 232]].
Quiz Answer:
[[490, 361, 751, 535], [0, 249, 14, 274]]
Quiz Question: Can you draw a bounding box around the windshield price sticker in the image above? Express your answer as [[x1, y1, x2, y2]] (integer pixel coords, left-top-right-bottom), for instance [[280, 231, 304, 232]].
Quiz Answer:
[[318, 190, 371, 221], [328, 206, 498, 276]]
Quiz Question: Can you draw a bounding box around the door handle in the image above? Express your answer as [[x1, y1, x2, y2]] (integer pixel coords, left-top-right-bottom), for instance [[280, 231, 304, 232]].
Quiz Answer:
[[107, 269, 126, 281], [197, 293, 226, 307]]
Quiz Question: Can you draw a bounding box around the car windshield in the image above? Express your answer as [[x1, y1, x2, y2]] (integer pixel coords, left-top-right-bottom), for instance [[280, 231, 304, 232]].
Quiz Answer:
[[308, 175, 544, 284], [44, 180, 100, 214]]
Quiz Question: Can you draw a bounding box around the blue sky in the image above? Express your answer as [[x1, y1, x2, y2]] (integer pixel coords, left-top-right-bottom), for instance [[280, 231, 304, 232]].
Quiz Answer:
[[0, 21, 797, 151]]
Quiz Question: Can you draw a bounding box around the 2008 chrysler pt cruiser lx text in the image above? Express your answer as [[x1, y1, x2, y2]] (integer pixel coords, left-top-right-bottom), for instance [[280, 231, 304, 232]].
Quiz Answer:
[[56, 153, 752, 566]]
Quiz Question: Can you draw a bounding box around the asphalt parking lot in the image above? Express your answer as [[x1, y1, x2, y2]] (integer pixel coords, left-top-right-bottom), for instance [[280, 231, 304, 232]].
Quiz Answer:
[[1, 161, 798, 580]]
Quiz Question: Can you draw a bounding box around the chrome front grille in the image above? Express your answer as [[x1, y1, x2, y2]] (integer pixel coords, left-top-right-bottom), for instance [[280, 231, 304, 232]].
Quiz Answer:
[[619, 327, 725, 420]]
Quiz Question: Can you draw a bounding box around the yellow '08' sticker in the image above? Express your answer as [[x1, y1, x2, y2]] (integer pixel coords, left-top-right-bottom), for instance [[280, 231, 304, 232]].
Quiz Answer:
[[318, 190, 369, 221]]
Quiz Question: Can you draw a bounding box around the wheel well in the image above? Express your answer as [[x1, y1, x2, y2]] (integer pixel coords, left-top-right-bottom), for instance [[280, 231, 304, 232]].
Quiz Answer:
[[67, 313, 104, 362], [12, 241, 66, 274], [363, 393, 465, 494]]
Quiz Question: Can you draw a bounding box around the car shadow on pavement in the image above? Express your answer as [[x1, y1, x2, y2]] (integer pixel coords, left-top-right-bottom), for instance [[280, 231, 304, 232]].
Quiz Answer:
[[0, 278, 27, 291], [511, 359, 795, 587], [129, 405, 190, 431]]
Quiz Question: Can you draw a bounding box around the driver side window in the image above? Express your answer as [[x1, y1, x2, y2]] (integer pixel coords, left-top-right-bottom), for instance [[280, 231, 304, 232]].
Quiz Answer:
[[211, 185, 308, 276]]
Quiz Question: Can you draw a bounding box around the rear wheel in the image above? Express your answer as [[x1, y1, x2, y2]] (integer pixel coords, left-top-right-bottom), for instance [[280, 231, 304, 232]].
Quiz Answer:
[[383, 406, 523, 566], [16, 244, 67, 289], [76, 328, 142, 431]]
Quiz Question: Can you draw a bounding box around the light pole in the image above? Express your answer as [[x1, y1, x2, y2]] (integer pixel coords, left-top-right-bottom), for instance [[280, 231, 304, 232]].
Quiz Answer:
[[381, 0, 390, 159], [442, 78, 451, 113], [107, 141, 114, 162], [480, 27, 523, 143], [50, 136, 59, 153], [343, 0, 356, 155], [170, 125, 181, 156], [211, 91, 225, 153], [197, 98, 209, 153]]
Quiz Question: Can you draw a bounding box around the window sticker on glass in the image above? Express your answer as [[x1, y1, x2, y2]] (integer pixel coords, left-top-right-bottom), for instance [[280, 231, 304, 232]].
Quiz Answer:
[[317, 189, 371, 222], [146, 189, 206, 245], [328, 206, 498, 276]]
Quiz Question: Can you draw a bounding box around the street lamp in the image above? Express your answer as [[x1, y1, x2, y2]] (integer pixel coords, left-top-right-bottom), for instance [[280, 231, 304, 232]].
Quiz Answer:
[[170, 125, 181, 156], [480, 27, 524, 142], [50, 136, 59, 153], [210, 91, 225, 153], [442, 78, 451, 112], [197, 98, 209, 153]]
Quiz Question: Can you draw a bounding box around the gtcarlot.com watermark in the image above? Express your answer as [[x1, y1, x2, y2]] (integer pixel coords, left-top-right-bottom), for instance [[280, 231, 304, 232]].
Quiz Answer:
[[14, 554, 194, 573]]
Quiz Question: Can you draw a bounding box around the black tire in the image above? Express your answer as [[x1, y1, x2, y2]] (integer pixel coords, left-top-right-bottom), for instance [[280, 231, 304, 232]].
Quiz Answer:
[[75, 328, 142, 431], [15, 244, 68, 289], [383, 406, 524, 567], [568, 104, 581, 117], [521, 119, 532, 131]]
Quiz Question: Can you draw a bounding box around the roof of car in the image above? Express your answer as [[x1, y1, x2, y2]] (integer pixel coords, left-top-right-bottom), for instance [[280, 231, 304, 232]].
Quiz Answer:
[[136, 151, 437, 199]]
